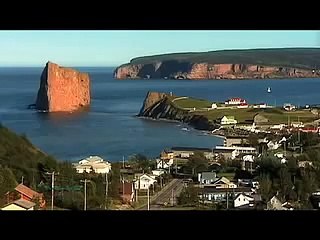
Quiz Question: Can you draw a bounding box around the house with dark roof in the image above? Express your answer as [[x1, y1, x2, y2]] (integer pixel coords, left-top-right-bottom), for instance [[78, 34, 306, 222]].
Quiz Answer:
[[199, 187, 252, 203]]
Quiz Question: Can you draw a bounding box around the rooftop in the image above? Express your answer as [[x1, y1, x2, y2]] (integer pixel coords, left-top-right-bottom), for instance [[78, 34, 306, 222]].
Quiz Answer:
[[15, 184, 42, 199], [171, 147, 212, 152]]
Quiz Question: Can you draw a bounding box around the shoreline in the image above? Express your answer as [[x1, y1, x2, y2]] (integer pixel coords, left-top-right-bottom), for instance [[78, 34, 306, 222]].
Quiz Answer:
[[115, 77, 320, 81]]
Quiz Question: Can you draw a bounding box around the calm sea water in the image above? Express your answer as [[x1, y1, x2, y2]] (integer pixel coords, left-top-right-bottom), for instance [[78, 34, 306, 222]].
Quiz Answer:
[[1, 67, 320, 162]]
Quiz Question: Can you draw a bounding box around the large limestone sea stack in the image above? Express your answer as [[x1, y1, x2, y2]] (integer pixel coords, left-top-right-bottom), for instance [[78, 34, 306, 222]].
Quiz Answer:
[[35, 62, 91, 112]]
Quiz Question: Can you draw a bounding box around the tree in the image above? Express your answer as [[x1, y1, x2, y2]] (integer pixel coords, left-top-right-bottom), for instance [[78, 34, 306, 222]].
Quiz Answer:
[[248, 133, 259, 147], [259, 174, 272, 201], [128, 154, 152, 173], [186, 151, 209, 176], [0, 165, 18, 196], [279, 167, 293, 201], [177, 185, 199, 206]]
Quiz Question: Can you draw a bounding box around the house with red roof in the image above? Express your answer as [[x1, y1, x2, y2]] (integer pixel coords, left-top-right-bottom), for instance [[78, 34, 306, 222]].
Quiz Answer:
[[225, 97, 247, 105], [5, 184, 46, 209]]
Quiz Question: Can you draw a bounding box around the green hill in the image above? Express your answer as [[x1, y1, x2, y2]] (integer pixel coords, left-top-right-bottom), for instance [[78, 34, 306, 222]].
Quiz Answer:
[[129, 48, 320, 69]]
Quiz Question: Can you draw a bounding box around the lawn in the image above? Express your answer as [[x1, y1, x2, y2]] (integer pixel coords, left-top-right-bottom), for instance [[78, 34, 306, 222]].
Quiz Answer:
[[173, 97, 213, 109], [260, 110, 317, 124], [197, 108, 257, 123]]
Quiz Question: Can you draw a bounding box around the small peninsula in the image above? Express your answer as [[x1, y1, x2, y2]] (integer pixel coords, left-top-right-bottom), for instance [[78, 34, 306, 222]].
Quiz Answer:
[[114, 48, 320, 80], [138, 91, 320, 134]]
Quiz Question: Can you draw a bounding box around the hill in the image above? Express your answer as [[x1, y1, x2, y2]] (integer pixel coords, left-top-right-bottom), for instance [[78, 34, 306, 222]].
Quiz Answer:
[[114, 48, 320, 80]]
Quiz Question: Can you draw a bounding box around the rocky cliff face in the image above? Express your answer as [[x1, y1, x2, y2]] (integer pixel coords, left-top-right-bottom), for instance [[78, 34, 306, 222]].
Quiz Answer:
[[115, 61, 315, 80], [35, 62, 90, 112], [138, 91, 219, 131]]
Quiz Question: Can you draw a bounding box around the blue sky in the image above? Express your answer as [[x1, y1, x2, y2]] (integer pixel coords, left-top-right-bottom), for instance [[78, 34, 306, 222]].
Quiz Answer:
[[0, 30, 319, 67]]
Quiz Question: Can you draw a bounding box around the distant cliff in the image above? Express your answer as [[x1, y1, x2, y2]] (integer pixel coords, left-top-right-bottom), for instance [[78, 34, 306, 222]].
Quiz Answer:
[[35, 62, 91, 112], [138, 92, 219, 131], [115, 48, 320, 80]]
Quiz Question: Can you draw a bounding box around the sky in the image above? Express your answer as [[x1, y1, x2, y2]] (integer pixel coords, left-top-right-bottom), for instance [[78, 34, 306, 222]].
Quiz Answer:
[[0, 30, 319, 67]]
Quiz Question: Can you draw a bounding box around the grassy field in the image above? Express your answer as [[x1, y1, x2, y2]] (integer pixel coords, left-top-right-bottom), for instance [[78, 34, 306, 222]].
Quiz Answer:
[[191, 107, 318, 124], [260, 110, 317, 124], [173, 97, 213, 109], [196, 108, 257, 123]]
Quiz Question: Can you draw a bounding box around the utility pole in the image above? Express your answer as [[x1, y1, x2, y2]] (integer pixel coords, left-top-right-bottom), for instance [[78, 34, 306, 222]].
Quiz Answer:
[[175, 158, 177, 174], [21, 176, 24, 184], [81, 179, 90, 211], [46, 171, 58, 211], [147, 187, 150, 211], [104, 173, 108, 210], [226, 188, 229, 209], [171, 188, 174, 206]]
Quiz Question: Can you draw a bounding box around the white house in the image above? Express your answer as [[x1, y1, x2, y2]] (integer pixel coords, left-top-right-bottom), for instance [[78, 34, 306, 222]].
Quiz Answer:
[[134, 174, 157, 190], [267, 141, 280, 150], [156, 158, 173, 169], [1, 199, 35, 211], [152, 169, 166, 176], [242, 155, 254, 162], [211, 103, 217, 109], [221, 116, 237, 125], [73, 156, 112, 174], [234, 193, 254, 208]]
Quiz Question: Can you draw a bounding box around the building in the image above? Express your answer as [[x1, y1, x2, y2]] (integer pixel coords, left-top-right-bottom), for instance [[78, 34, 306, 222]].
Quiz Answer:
[[156, 158, 173, 169], [283, 103, 296, 111], [119, 182, 135, 203], [6, 184, 46, 208], [171, 147, 213, 159], [237, 103, 249, 109], [134, 174, 157, 190], [198, 176, 237, 189], [224, 136, 249, 147], [267, 196, 288, 210], [73, 156, 111, 174], [225, 98, 247, 105], [1, 199, 36, 211], [215, 146, 257, 160], [234, 193, 254, 208], [221, 116, 237, 125], [152, 169, 166, 176], [199, 187, 251, 202], [198, 172, 218, 185], [211, 103, 218, 109]]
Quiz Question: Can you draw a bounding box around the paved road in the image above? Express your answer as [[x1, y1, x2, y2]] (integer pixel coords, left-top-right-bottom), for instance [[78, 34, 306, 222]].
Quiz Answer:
[[140, 179, 184, 210]]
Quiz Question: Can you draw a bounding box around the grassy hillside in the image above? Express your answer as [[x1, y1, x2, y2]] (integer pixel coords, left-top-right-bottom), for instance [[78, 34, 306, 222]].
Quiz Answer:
[[129, 48, 320, 69]]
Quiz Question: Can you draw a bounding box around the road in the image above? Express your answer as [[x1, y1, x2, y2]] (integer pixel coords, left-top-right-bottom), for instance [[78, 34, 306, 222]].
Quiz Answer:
[[140, 179, 184, 210]]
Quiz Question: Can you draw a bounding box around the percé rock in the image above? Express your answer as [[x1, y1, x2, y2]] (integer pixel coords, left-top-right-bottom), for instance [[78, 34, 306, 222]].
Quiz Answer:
[[138, 91, 219, 131], [35, 62, 90, 112], [114, 48, 320, 80]]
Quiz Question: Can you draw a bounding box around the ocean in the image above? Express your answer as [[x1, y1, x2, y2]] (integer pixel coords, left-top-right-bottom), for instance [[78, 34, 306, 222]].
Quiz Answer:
[[1, 66, 320, 162]]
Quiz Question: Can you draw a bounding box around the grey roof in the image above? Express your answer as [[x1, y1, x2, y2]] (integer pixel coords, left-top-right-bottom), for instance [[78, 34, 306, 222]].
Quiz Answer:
[[200, 187, 252, 193], [252, 194, 262, 202], [201, 172, 217, 181], [13, 199, 36, 209]]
